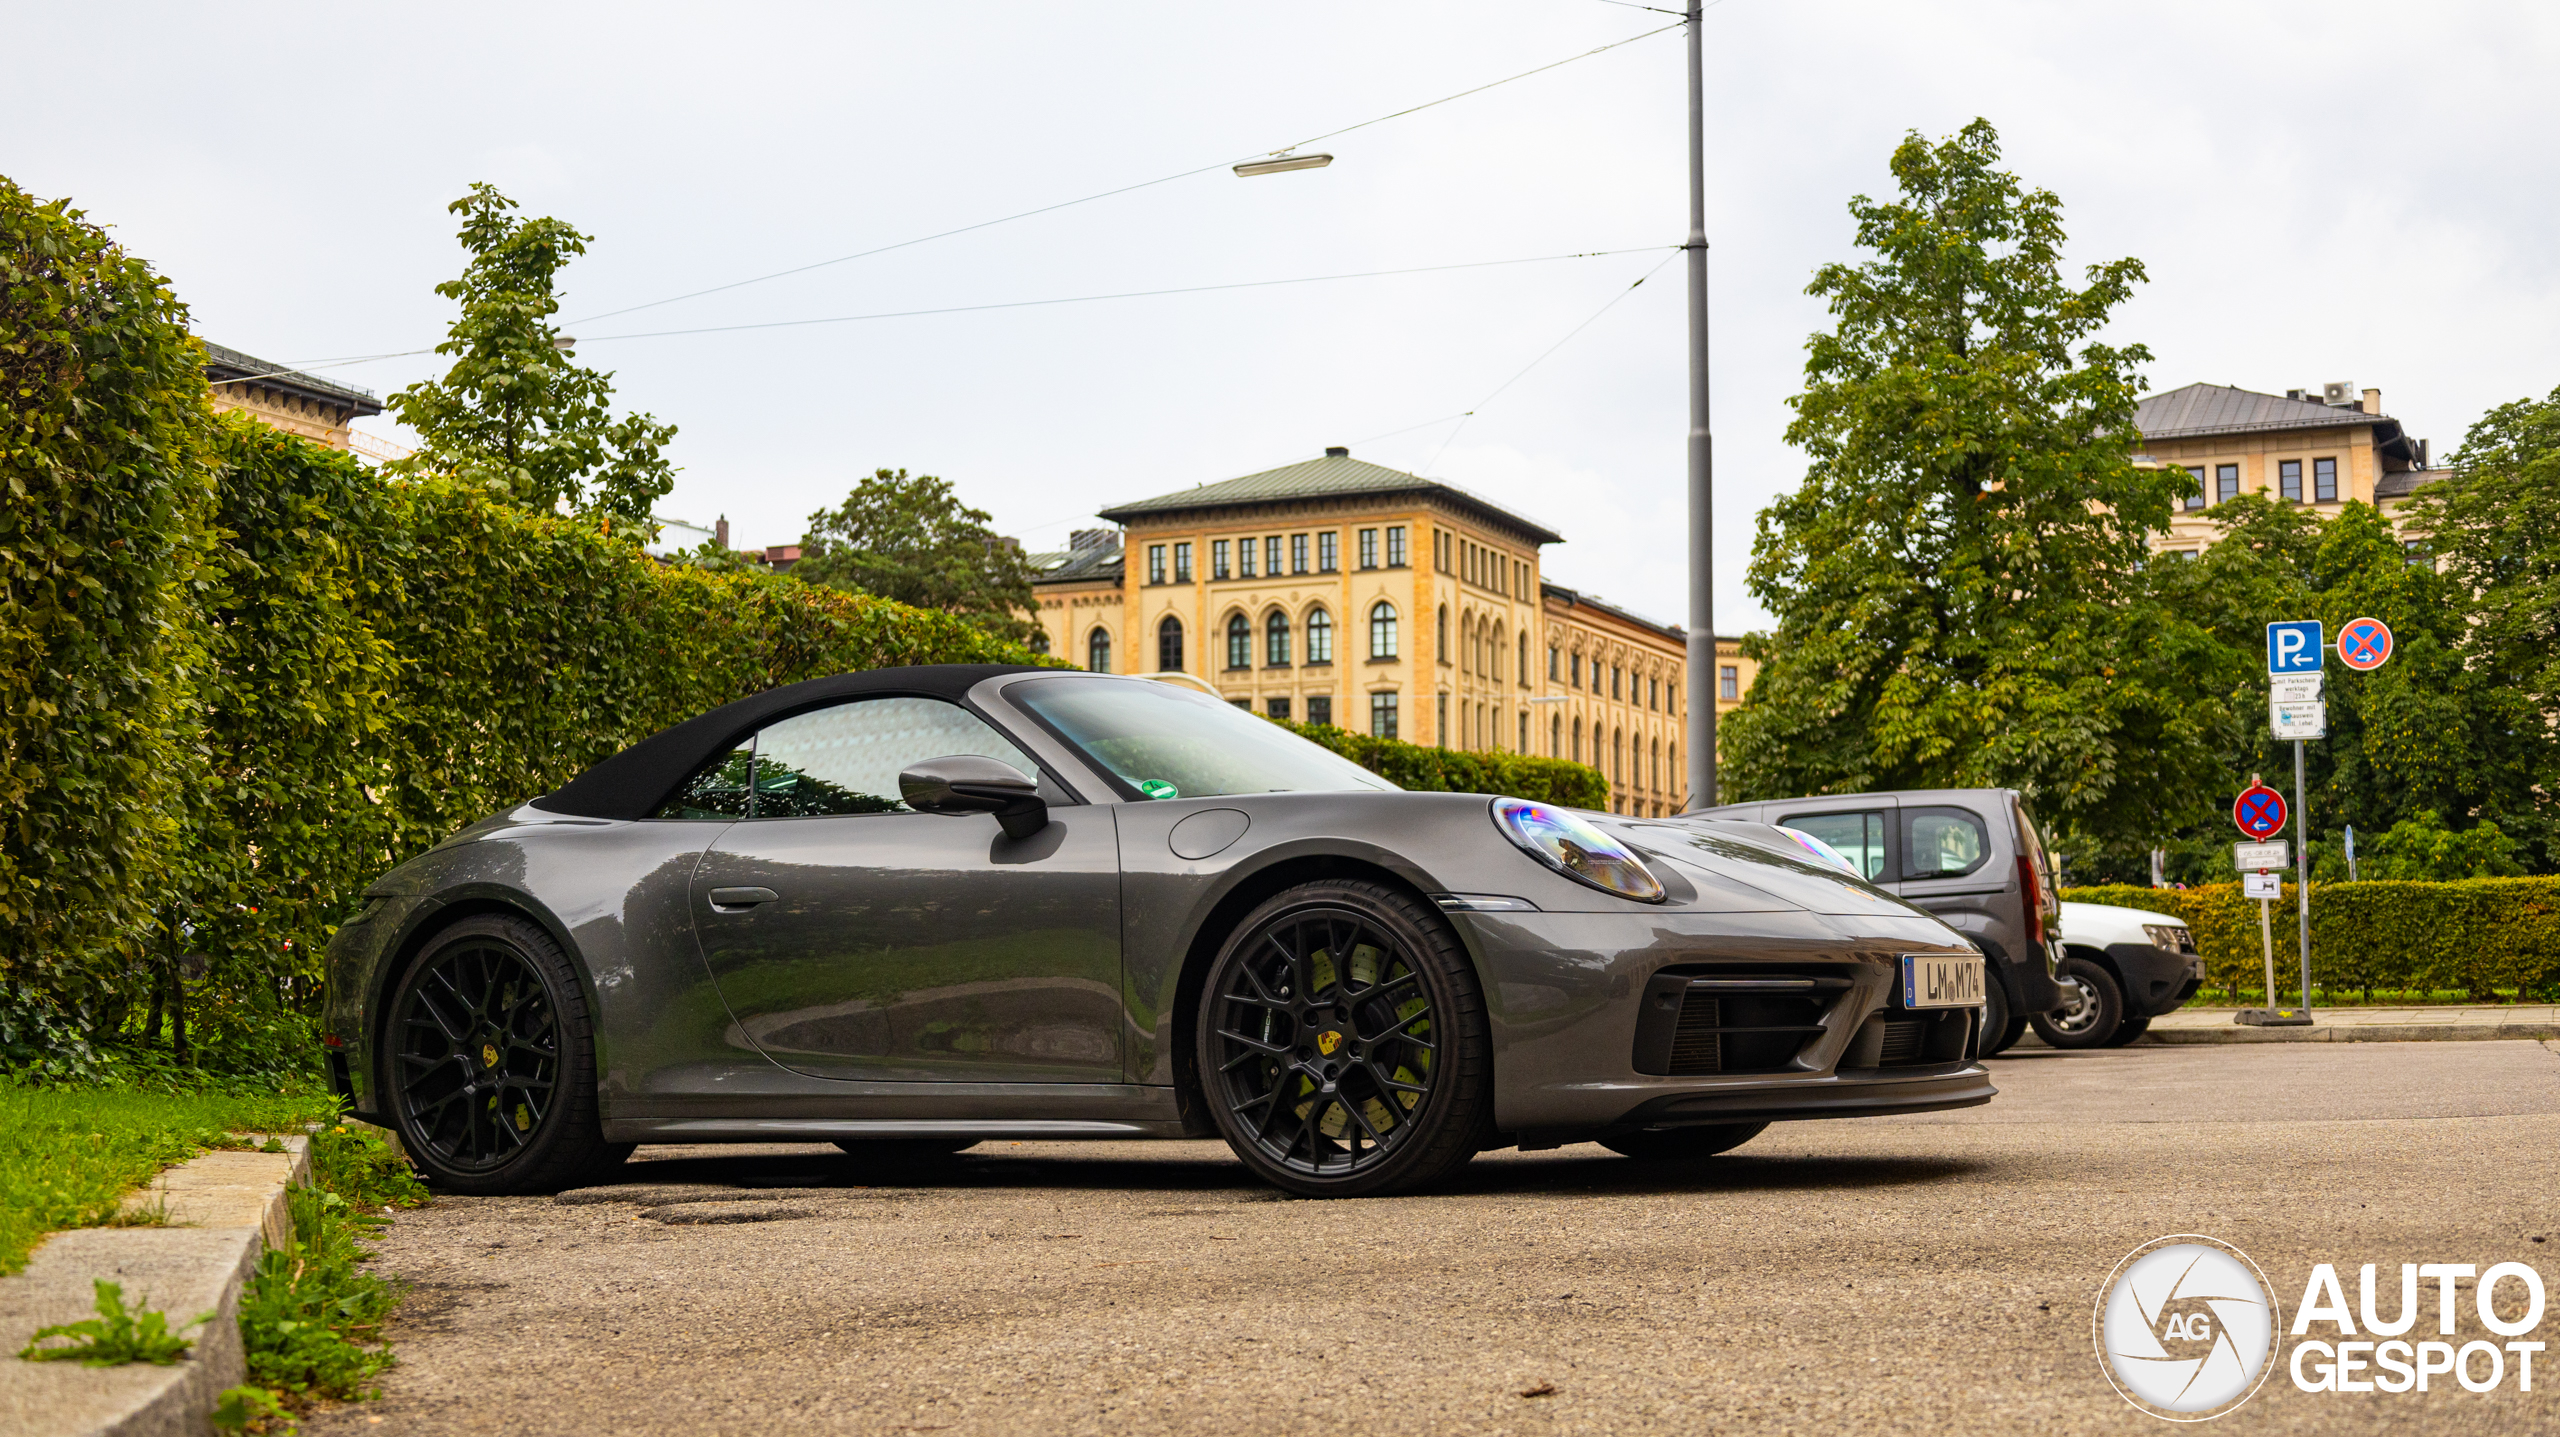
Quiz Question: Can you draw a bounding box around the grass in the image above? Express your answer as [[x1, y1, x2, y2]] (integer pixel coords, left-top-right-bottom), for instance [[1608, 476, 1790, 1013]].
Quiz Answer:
[[18, 1279, 211, 1366], [0, 1085, 344, 1275]]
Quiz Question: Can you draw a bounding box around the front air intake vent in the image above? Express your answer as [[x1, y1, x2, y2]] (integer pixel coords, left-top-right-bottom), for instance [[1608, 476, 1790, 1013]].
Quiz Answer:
[[1633, 971, 1850, 1076]]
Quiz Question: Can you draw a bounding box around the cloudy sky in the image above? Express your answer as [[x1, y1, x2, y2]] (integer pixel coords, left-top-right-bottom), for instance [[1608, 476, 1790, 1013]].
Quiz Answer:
[[13, 1, 2555, 631]]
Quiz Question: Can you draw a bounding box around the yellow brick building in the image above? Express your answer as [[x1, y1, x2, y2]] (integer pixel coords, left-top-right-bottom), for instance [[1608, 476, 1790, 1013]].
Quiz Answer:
[[2135, 381, 2438, 555], [202, 342, 383, 450], [1030, 448, 1756, 816]]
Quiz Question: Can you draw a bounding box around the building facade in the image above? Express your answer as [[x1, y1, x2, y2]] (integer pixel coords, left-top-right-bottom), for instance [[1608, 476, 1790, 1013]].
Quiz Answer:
[[202, 341, 383, 450], [1028, 448, 1754, 816], [2134, 381, 2437, 555]]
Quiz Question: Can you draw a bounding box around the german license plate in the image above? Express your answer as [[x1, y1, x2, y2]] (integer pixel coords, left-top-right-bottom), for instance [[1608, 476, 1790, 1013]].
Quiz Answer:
[[1902, 953, 1985, 1009]]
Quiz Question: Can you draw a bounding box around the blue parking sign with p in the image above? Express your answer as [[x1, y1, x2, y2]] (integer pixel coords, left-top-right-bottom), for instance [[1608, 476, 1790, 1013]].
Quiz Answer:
[[2267, 620, 2323, 674]]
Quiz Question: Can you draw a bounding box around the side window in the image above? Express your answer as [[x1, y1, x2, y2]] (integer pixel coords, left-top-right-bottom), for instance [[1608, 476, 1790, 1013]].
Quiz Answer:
[[1903, 805, 1991, 879], [656, 697, 1038, 820], [655, 744, 755, 819], [1780, 810, 1888, 882], [753, 697, 1037, 818]]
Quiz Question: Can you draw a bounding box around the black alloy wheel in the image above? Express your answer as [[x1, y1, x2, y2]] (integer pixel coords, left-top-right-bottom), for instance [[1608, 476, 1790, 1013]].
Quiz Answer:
[[1977, 969, 2023, 1057], [386, 914, 627, 1194], [1599, 1121, 1769, 1162], [2029, 956, 2125, 1050], [1197, 881, 1491, 1198]]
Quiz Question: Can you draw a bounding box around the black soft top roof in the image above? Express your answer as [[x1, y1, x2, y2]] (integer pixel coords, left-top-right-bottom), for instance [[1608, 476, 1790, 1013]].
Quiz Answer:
[[531, 664, 1053, 821]]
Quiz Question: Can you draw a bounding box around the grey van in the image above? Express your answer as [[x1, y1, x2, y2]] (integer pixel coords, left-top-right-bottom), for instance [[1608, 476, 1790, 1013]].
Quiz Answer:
[[1693, 789, 2065, 1054]]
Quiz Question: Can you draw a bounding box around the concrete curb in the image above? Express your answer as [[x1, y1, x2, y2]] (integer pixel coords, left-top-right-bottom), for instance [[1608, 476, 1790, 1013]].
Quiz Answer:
[[2138, 1022, 2560, 1045], [0, 1135, 308, 1437]]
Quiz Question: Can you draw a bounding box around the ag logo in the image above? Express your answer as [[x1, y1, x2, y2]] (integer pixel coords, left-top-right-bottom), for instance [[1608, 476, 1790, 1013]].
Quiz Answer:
[[1314, 1029, 1344, 1057], [2095, 1235, 2280, 1420]]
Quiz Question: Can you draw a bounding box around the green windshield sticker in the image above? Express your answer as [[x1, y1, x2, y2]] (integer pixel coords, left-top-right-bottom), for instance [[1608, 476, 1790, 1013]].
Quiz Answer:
[[1138, 779, 1180, 800]]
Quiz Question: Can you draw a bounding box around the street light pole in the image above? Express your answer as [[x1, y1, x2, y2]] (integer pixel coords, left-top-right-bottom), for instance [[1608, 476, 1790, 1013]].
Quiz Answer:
[[1680, 2, 1715, 810]]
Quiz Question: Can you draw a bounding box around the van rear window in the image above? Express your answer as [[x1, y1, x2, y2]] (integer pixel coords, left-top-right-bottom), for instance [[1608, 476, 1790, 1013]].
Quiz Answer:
[[1903, 806, 1990, 878]]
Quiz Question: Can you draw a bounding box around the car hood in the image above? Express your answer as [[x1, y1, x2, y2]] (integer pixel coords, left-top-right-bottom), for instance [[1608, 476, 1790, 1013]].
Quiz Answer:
[[2060, 900, 2182, 945], [1593, 811, 1945, 923]]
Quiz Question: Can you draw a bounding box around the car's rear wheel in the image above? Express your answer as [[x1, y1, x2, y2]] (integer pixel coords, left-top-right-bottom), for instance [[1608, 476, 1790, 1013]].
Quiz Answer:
[[384, 914, 629, 1194], [832, 1139, 978, 1160], [2030, 956, 2125, 1050], [1599, 1122, 1769, 1162], [1978, 972, 2025, 1056], [1195, 881, 1492, 1198]]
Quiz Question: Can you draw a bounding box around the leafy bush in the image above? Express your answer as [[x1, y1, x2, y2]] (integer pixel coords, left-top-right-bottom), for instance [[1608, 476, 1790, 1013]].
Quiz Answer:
[[1276, 721, 1608, 808], [2063, 878, 2560, 999]]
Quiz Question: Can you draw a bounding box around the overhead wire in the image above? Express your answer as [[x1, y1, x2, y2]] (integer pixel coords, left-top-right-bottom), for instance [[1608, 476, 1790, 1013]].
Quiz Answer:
[[1417, 247, 1679, 474], [557, 20, 1681, 328], [577, 246, 1672, 344]]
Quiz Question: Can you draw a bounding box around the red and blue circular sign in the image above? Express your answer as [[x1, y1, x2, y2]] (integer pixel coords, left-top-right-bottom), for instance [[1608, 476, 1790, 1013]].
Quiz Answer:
[[2233, 784, 2288, 839], [2338, 616, 2394, 671]]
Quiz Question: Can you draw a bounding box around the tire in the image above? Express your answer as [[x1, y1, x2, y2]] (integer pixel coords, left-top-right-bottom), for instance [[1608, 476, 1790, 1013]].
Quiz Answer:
[[832, 1139, 978, 1160], [1599, 1122, 1769, 1162], [2102, 1015, 2152, 1048], [1194, 880, 1493, 1198], [1978, 971, 2024, 1057], [382, 913, 629, 1195], [2029, 956, 2126, 1050]]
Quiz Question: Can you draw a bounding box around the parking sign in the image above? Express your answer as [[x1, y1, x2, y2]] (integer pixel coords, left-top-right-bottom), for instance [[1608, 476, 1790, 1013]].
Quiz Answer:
[[2267, 620, 2323, 674]]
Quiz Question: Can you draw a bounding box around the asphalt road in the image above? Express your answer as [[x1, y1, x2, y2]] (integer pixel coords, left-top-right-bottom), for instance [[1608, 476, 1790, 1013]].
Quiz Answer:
[[307, 1043, 2560, 1436]]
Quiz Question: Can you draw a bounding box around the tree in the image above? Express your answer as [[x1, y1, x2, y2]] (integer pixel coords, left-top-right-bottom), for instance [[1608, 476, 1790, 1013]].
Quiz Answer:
[[793, 469, 1038, 643], [386, 184, 675, 528], [1722, 120, 2225, 847]]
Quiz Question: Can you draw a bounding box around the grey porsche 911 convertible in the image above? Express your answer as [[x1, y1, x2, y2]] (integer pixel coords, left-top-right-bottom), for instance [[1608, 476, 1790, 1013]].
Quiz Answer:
[[324, 664, 1992, 1198]]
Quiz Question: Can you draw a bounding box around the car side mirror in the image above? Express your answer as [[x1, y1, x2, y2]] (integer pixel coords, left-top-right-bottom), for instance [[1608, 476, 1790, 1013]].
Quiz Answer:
[[899, 755, 1048, 840]]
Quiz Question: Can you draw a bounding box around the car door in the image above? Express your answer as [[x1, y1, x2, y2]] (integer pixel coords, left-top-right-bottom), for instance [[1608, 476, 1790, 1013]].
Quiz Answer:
[[1890, 799, 2009, 936], [1772, 802, 1897, 887], [686, 694, 1123, 1083]]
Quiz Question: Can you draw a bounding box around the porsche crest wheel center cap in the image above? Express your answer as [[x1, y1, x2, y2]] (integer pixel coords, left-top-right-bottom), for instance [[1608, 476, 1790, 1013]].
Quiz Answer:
[[482, 1042, 500, 1068], [1314, 1029, 1345, 1057]]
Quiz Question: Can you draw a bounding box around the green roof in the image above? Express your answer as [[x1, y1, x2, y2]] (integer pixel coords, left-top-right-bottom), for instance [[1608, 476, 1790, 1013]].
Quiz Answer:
[[1096, 452, 1563, 546]]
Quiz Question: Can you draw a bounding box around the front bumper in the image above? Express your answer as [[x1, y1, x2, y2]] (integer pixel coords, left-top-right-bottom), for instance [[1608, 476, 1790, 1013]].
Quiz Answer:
[[1456, 909, 1996, 1143], [2107, 941, 2204, 1019]]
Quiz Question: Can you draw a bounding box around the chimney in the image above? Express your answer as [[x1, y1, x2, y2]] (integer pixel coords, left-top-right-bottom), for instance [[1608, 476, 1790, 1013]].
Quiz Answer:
[[765, 544, 801, 569], [1325, 446, 1350, 458], [2362, 387, 2381, 415], [714, 515, 730, 549]]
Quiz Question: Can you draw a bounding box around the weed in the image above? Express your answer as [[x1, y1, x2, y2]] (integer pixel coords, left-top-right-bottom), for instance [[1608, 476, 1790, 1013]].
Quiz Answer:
[[210, 1384, 296, 1435], [238, 1185, 401, 1402], [18, 1279, 209, 1366]]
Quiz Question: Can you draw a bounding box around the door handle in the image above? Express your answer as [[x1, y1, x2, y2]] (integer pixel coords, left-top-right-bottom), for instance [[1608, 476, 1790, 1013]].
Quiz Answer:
[[708, 886, 779, 911]]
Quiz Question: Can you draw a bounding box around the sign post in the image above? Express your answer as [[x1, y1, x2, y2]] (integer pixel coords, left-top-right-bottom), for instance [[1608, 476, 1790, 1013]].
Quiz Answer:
[[2232, 775, 2306, 1026]]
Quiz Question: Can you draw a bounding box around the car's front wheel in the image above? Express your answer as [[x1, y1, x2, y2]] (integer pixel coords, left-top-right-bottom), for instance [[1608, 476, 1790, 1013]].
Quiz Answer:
[[383, 913, 629, 1194], [1599, 1122, 1768, 1161], [1978, 970, 2026, 1056], [1194, 880, 1492, 1198], [2030, 956, 2125, 1050]]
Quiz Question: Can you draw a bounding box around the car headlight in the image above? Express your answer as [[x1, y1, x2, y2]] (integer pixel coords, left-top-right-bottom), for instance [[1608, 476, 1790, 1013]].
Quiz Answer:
[[1492, 798, 1665, 903], [2143, 923, 2192, 953]]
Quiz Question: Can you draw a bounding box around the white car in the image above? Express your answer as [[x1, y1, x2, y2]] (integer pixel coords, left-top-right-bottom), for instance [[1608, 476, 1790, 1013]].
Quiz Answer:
[[2038, 901, 2204, 1048]]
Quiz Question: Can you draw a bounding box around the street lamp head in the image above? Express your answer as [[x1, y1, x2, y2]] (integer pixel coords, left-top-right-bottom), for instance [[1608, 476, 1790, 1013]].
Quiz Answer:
[[1233, 152, 1334, 178]]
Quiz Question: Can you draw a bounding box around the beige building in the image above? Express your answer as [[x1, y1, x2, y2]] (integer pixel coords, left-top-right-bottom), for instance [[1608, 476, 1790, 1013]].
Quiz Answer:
[[1030, 449, 1757, 816], [2135, 381, 2437, 555], [203, 341, 383, 450]]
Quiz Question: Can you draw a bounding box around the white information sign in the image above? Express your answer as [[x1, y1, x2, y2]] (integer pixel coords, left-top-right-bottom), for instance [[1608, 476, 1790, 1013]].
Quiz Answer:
[[2242, 871, 2283, 900], [2270, 673, 2324, 704], [2234, 842, 2289, 871], [2270, 689, 2327, 740]]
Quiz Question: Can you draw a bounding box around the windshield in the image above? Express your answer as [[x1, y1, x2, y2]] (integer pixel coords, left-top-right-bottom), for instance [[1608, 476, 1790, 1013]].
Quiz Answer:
[[1009, 676, 1397, 800]]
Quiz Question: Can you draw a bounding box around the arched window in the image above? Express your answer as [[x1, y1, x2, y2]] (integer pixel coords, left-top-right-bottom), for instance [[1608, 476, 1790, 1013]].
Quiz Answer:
[[1370, 602, 1398, 659], [1650, 738, 1659, 792], [1571, 718, 1582, 762], [1158, 615, 1184, 673], [1028, 628, 1051, 655], [1518, 632, 1530, 687], [1226, 612, 1252, 670], [1437, 605, 1450, 663], [1266, 609, 1291, 667], [1305, 606, 1333, 664], [1087, 626, 1111, 674], [1614, 728, 1625, 784], [1550, 714, 1561, 756], [1492, 621, 1506, 682]]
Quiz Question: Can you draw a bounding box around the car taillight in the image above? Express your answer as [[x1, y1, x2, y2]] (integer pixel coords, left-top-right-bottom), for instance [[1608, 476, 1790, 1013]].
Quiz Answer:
[[321, 1033, 344, 1049], [2017, 855, 2044, 946]]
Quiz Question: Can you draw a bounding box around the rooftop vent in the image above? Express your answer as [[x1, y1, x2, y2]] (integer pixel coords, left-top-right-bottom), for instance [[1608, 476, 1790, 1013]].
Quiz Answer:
[[2323, 381, 2358, 407], [1324, 446, 1349, 458]]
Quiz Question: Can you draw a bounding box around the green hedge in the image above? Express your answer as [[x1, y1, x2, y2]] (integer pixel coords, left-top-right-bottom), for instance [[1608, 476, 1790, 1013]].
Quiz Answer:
[[2062, 879, 2560, 998], [1276, 720, 1608, 808]]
